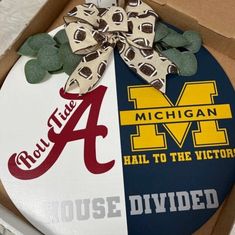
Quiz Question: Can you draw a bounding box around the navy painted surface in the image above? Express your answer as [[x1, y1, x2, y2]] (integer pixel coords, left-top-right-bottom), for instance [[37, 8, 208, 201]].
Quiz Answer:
[[114, 42, 235, 235]]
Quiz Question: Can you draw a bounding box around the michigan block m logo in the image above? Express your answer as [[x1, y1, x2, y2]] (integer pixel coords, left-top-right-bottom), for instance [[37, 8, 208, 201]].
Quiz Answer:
[[120, 81, 232, 151]]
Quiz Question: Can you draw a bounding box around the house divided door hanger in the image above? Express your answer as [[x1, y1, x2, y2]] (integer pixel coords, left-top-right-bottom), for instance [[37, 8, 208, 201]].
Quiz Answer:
[[0, 0, 234, 235]]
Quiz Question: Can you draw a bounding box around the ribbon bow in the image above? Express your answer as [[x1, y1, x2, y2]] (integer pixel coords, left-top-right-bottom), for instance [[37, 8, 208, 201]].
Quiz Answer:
[[64, 0, 177, 95]]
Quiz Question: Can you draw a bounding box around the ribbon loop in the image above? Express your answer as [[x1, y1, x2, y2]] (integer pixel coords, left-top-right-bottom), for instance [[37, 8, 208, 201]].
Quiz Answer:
[[64, 0, 177, 95], [65, 3, 100, 27], [97, 7, 128, 33], [65, 22, 99, 54]]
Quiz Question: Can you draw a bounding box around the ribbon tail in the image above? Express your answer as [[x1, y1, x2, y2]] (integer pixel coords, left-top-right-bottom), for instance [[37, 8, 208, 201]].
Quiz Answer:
[[118, 39, 177, 93], [64, 46, 113, 95]]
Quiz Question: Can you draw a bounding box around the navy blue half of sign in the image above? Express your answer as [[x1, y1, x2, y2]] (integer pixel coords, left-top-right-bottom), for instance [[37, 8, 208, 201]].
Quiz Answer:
[[114, 42, 235, 235]]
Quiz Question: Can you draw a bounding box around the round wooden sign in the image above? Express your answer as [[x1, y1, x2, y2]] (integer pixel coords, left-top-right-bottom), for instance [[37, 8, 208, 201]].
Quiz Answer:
[[0, 27, 234, 235]]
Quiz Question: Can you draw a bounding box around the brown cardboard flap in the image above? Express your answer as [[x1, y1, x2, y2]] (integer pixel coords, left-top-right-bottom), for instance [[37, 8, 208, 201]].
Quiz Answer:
[[146, 0, 235, 60], [151, 0, 235, 38]]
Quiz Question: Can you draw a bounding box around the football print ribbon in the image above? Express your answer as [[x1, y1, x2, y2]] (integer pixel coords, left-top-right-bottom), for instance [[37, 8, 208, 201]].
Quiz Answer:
[[64, 0, 177, 95]]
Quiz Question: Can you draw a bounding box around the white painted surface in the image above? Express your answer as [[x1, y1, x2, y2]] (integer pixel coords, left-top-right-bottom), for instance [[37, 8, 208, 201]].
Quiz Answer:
[[0, 25, 128, 235], [0, 1, 47, 233]]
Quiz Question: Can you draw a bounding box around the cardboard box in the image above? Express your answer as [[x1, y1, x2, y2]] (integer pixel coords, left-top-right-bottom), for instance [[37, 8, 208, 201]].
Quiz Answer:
[[144, 0, 235, 88], [0, 0, 234, 234], [145, 0, 235, 60]]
